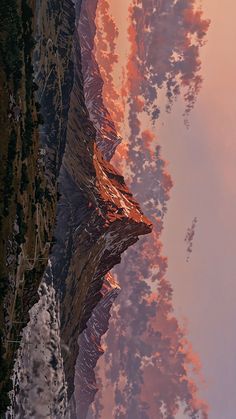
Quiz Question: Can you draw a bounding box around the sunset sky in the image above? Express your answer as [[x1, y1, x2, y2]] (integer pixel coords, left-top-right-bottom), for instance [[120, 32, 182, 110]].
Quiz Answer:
[[161, 1, 236, 417], [94, 1, 236, 417]]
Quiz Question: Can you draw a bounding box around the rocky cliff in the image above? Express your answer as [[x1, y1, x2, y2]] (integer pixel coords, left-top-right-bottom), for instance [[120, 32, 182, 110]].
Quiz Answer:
[[3, 0, 152, 415], [51, 5, 152, 394], [65, 1, 134, 415]]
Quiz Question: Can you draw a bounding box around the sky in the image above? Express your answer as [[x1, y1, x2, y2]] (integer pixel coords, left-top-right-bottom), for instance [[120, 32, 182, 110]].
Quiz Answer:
[[94, 1, 236, 418], [160, 1, 236, 417]]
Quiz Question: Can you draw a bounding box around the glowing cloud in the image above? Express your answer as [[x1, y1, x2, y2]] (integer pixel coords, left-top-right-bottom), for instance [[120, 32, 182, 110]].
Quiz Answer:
[[89, 0, 210, 417]]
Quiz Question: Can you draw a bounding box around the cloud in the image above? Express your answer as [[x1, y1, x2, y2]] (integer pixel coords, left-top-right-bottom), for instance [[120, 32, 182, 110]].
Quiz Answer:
[[88, 0, 210, 417], [185, 217, 198, 262], [124, 0, 210, 127], [95, 238, 209, 418]]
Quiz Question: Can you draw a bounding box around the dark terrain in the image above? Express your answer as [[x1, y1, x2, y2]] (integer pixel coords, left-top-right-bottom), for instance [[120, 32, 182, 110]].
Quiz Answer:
[[0, 0, 152, 416]]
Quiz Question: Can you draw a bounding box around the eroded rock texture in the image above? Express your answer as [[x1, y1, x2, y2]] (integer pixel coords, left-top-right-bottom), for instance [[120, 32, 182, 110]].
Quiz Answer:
[[52, 5, 151, 393], [8, 1, 151, 417]]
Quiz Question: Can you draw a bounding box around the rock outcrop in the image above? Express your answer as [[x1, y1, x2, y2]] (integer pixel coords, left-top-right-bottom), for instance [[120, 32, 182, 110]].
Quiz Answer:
[[6, 1, 152, 415], [9, 274, 68, 419], [51, 0, 152, 399]]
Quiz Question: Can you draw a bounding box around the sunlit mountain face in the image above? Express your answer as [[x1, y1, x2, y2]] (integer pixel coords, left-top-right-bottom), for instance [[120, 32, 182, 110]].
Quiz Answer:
[[1, 0, 214, 418]]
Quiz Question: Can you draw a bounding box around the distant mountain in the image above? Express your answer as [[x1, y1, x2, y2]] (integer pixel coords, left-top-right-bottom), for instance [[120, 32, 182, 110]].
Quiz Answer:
[[78, 0, 121, 161], [72, 274, 120, 419], [52, 0, 151, 394]]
